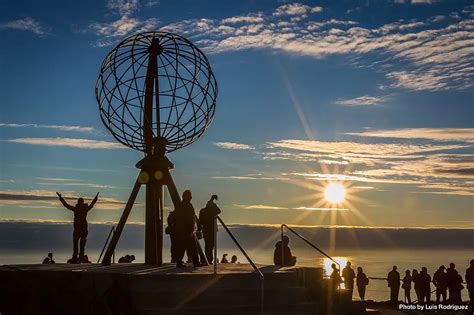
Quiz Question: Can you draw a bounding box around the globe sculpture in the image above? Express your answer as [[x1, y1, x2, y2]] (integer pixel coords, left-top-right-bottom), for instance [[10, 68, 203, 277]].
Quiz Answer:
[[96, 32, 218, 265]]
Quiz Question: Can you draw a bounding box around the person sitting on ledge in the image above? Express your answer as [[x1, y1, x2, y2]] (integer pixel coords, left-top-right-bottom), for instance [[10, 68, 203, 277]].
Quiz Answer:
[[57, 191, 99, 264], [273, 235, 296, 266], [118, 254, 136, 263], [42, 252, 55, 264], [221, 253, 229, 263], [231, 255, 238, 263]]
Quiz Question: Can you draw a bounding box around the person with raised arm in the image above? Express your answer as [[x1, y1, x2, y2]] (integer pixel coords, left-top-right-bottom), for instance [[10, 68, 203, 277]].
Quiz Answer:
[[57, 192, 99, 263]]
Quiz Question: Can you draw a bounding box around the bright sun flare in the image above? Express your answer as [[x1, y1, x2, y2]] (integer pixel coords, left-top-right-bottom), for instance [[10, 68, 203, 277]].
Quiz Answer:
[[324, 183, 346, 203]]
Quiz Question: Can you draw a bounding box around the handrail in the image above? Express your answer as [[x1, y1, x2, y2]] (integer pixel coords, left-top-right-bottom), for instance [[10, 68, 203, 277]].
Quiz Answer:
[[280, 224, 341, 274], [97, 226, 115, 263], [216, 216, 265, 315]]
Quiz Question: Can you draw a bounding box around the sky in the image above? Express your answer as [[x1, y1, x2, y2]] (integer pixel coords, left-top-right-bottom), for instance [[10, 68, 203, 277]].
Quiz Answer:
[[0, 0, 473, 229]]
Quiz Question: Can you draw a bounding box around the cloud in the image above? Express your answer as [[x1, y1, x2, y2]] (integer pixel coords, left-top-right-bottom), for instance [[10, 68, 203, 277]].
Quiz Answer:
[[0, 123, 95, 133], [0, 17, 47, 36], [294, 206, 348, 211], [213, 142, 255, 150], [234, 204, 287, 210], [161, 4, 474, 91], [334, 95, 385, 106], [345, 128, 474, 142], [233, 204, 347, 211], [0, 190, 128, 210], [88, 0, 159, 47], [7, 137, 124, 149], [222, 14, 264, 24]]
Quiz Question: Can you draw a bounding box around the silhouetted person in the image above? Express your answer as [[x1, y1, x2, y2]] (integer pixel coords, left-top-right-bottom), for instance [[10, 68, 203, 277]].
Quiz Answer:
[[466, 259, 474, 310], [174, 190, 199, 268], [446, 262, 458, 302], [356, 266, 369, 300], [387, 265, 400, 303], [118, 254, 135, 263], [402, 270, 412, 303], [57, 192, 99, 263], [221, 253, 229, 263], [419, 267, 431, 303], [198, 195, 221, 264], [231, 255, 238, 263], [448, 268, 464, 303], [273, 235, 296, 266], [42, 252, 55, 264], [330, 263, 342, 291], [166, 210, 177, 263], [342, 261, 356, 298], [433, 265, 448, 303], [412, 269, 421, 303]]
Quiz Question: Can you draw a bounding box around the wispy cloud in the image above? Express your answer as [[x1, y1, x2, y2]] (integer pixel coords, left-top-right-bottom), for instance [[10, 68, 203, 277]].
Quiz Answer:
[[213, 142, 255, 150], [0, 17, 47, 36], [334, 95, 385, 106], [234, 204, 347, 211], [162, 4, 474, 91], [0, 123, 95, 133], [345, 128, 474, 142], [88, 0, 159, 47], [7, 137, 124, 149]]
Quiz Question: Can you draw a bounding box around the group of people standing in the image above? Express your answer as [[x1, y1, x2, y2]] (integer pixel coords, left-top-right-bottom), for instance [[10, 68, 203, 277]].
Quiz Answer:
[[328, 260, 473, 305], [397, 262, 470, 304], [166, 192, 221, 268]]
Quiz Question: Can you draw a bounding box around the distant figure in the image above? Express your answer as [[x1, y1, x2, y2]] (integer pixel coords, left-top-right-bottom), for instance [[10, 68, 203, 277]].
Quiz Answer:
[[118, 254, 135, 263], [466, 260, 474, 308], [330, 263, 342, 291], [433, 265, 448, 303], [387, 265, 400, 303], [342, 261, 356, 297], [412, 269, 421, 303], [273, 235, 296, 266], [57, 192, 99, 264], [356, 266, 369, 300], [231, 255, 238, 264], [419, 267, 432, 303], [402, 270, 412, 303], [175, 190, 199, 268], [166, 210, 177, 263], [42, 252, 55, 264], [221, 254, 229, 263], [446, 262, 458, 302], [448, 268, 464, 303], [198, 195, 221, 264]]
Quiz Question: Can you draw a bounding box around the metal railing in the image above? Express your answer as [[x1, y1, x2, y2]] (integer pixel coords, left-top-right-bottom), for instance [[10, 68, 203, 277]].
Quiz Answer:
[[97, 226, 115, 264], [280, 224, 341, 278], [215, 216, 265, 315]]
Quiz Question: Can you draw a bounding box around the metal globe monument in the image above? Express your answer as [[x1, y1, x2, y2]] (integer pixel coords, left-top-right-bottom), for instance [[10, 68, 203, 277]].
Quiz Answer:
[[96, 32, 217, 265]]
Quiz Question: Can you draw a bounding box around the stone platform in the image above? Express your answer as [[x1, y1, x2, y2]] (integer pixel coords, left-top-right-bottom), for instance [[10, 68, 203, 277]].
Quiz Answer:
[[0, 263, 362, 315]]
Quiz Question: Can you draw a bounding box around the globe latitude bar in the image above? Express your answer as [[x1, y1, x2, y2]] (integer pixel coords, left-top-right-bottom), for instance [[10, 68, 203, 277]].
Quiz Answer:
[[96, 32, 217, 265]]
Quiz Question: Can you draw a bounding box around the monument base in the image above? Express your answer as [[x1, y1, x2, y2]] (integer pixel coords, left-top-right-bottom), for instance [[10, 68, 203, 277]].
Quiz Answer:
[[0, 263, 364, 314]]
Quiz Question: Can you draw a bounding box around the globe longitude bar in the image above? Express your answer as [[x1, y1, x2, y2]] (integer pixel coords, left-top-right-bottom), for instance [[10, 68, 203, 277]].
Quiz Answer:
[[96, 32, 217, 266]]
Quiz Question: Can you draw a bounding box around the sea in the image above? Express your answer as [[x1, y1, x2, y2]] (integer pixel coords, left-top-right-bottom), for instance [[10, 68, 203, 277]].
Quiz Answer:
[[0, 221, 472, 302]]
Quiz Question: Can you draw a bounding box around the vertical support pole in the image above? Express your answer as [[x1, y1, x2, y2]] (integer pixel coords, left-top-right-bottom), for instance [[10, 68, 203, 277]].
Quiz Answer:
[[145, 184, 157, 264], [102, 178, 141, 266], [280, 226, 284, 266], [214, 215, 218, 275]]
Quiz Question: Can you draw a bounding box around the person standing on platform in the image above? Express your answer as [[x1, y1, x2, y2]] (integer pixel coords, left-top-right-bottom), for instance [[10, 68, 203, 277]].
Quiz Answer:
[[402, 270, 412, 303], [446, 262, 458, 302], [342, 261, 356, 298], [466, 259, 474, 311], [166, 210, 177, 263], [198, 194, 221, 264], [387, 265, 401, 303], [412, 269, 421, 303], [330, 263, 342, 291], [174, 190, 199, 268], [419, 267, 432, 303], [57, 192, 99, 264], [433, 265, 448, 303], [356, 267, 369, 300]]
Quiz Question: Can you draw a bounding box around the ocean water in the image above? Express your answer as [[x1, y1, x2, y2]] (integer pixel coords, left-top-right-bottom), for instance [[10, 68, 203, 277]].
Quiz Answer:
[[0, 221, 472, 302]]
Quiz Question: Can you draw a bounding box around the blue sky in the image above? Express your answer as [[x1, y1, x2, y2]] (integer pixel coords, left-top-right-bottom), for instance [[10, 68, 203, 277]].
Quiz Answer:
[[0, 0, 473, 228]]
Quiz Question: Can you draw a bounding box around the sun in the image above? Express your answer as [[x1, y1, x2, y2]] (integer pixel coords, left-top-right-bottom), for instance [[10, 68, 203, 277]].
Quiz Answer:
[[325, 183, 346, 203]]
